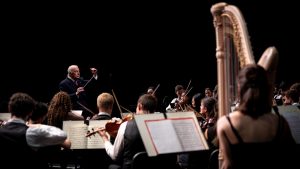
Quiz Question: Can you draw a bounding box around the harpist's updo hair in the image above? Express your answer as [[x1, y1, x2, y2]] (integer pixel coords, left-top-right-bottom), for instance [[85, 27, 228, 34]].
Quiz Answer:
[[237, 64, 271, 118]]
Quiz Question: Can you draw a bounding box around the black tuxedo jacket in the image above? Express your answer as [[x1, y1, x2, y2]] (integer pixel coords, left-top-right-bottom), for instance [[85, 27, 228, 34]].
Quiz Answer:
[[59, 77, 97, 118]]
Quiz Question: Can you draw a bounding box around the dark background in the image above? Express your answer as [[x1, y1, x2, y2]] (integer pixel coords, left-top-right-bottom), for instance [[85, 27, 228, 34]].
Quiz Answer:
[[1, 0, 299, 112]]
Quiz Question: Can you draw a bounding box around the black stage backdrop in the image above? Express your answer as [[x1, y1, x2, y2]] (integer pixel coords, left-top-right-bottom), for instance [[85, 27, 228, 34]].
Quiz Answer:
[[1, 0, 299, 113]]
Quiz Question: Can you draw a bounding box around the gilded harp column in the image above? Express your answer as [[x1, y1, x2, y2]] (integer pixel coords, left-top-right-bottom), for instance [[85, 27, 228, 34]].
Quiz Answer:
[[211, 2, 255, 117], [211, 3, 228, 117]]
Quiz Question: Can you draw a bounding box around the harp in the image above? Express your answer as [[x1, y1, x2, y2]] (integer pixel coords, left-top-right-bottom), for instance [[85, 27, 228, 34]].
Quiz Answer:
[[211, 2, 278, 117]]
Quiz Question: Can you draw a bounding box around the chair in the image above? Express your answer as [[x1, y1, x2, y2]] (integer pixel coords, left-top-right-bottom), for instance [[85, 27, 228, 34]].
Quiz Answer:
[[41, 147, 80, 169], [131, 151, 180, 169], [208, 149, 219, 169], [131, 151, 148, 169]]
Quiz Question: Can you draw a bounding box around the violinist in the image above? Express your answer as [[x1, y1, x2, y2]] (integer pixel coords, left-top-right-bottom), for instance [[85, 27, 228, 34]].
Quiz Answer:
[[178, 97, 218, 169], [166, 84, 185, 112], [191, 93, 204, 113], [199, 97, 217, 132], [82, 92, 115, 169], [97, 94, 157, 169], [91, 92, 116, 144], [174, 91, 191, 112], [185, 93, 206, 121], [146, 86, 155, 95], [91, 92, 114, 120]]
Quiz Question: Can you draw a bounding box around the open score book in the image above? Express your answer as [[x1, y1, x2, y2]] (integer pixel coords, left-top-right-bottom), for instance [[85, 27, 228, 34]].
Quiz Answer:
[[135, 111, 209, 156], [63, 120, 109, 149]]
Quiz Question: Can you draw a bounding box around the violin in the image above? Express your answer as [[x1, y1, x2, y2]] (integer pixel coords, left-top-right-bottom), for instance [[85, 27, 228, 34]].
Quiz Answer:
[[185, 104, 206, 121], [0, 119, 5, 126], [200, 117, 216, 131], [173, 86, 194, 112], [105, 113, 133, 138], [85, 113, 134, 138]]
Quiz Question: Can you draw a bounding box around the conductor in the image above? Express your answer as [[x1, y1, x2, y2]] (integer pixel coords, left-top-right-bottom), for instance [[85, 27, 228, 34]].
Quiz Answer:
[[59, 64, 98, 119]]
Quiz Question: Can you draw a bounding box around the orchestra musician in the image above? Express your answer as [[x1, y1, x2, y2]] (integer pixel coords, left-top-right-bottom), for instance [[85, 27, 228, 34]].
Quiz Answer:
[[199, 97, 217, 131], [83, 92, 116, 169], [91, 92, 114, 120], [166, 85, 185, 112], [217, 64, 296, 169], [191, 93, 204, 113], [47, 91, 84, 129], [0, 93, 69, 169], [27, 101, 72, 168], [97, 94, 158, 169], [146, 86, 155, 95], [174, 91, 191, 112], [178, 96, 217, 169]]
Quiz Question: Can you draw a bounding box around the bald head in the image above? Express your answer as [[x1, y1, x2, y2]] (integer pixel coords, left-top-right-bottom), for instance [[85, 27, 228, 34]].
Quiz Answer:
[[67, 65, 80, 79]]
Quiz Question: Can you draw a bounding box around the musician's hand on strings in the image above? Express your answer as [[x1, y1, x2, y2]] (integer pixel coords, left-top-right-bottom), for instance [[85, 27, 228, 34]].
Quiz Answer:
[[97, 127, 110, 141], [86, 127, 105, 137]]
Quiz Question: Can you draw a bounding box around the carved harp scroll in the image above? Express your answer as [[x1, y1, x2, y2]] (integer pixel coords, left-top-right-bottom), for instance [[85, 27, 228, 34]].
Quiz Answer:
[[211, 2, 255, 117]]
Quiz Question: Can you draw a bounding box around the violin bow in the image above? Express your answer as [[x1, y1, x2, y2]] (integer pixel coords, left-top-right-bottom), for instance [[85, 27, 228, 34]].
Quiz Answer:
[[76, 101, 96, 116], [178, 86, 193, 111], [152, 84, 160, 96], [186, 79, 192, 93], [111, 89, 124, 118], [185, 86, 193, 96], [120, 105, 133, 114]]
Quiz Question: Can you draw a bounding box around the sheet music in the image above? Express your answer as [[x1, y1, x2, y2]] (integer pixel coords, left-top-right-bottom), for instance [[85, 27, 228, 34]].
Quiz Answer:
[[136, 112, 209, 156], [146, 119, 182, 154], [71, 110, 82, 116], [172, 118, 207, 151], [0, 113, 11, 121], [63, 121, 87, 149], [146, 118, 207, 154], [87, 120, 110, 148], [63, 120, 109, 149]]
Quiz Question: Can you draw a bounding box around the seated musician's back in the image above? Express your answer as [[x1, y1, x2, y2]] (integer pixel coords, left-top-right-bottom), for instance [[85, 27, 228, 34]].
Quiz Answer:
[[217, 65, 297, 169]]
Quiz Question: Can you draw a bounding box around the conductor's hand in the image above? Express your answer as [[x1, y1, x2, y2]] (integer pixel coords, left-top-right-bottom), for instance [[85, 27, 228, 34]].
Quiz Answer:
[[76, 87, 85, 95], [90, 68, 97, 76]]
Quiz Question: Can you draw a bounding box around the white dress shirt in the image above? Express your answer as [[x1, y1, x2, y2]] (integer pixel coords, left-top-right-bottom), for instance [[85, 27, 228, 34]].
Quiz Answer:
[[26, 124, 68, 148], [104, 121, 128, 161]]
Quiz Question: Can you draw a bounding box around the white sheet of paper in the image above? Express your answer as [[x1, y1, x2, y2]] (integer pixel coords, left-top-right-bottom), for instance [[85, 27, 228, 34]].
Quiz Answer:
[[146, 119, 182, 154]]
